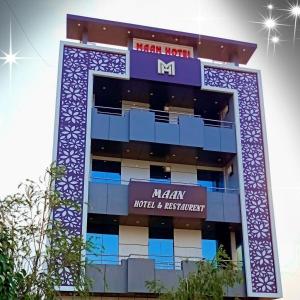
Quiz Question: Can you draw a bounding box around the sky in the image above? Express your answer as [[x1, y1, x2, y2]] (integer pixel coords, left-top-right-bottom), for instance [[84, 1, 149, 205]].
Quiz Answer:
[[0, 0, 300, 298]]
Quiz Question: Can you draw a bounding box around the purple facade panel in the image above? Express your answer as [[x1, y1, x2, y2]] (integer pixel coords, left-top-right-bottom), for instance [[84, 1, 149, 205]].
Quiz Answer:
[[54, 45, 126, 285], [204, 66, 278, 295], [130, 50, 201, 86]]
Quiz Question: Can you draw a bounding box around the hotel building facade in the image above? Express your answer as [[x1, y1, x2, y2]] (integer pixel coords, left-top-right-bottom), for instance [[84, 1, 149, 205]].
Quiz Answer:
[[53, 14, 282, 299]]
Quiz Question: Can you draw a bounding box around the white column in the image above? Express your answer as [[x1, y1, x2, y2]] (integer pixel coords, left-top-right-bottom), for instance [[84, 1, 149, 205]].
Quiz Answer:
[[121, 159, 150, 184], [119, 225, 148, 261], [171, 164, 197, 185], [174, 229, 202, 269]]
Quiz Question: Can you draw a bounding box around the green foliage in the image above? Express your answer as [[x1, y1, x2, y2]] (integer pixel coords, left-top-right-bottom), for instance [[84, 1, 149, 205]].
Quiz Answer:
[[0, 227, 26, 300], [146, 246, 243, 300], [0, 164, 92, 299]]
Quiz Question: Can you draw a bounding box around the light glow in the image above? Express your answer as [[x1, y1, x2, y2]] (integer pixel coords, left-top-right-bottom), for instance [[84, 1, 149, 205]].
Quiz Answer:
[[271, 36, 280, 43], [288, 2, 300, 43], [264, 17, 277, 29], [0, 21, 31, 86], [268, 4, 274, 10], [291, 5, 300, 16]]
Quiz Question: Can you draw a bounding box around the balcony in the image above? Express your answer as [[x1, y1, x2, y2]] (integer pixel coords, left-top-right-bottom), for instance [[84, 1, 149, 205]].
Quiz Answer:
[[88, 179, 241, 224], [86, 257, 246, 297], [91, 106, 236, 153]]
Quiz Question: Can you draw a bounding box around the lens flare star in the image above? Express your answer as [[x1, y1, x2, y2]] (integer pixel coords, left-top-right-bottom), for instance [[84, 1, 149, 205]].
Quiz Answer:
[[270, 35, 280, 54], [289, 2, 300, 43], [262, 16, 280, 53], [0, 21, 32, 87]]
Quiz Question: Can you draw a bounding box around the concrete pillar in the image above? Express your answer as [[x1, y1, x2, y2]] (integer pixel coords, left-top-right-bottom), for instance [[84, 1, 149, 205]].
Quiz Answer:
[[121, 159, 150, 184], [171, 164, 197, 185], [174, 229, 202, 269], [119, 225, 148, 261]]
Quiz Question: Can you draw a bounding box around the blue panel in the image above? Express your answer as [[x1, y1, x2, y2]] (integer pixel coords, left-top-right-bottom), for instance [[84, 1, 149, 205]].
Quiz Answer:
[[150, 178, 171, 184], [149, 238, 174, 269], [90, 171, 121, 184], [129, 109, 155, 142], [178, 115, 204, 147], [203, 126, 221, 151], [88, 182, 108, 214], [206, 191, 224, 221], [91, 108, 109, 140], [220, 127, 236, 153], [107, 184, 128, 215], [155, 122, 180, 145], [202, 239, 217, 261], [223, 193, 241, 223], [109, 112, 129, 142], [86, 233, 119, 265]]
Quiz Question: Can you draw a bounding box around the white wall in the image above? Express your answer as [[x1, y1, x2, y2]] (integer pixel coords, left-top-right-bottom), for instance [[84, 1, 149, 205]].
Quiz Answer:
[[119, 225, 149, 260], [121, 159, 150, 184], [171, 163, 197, 184], [122, 100, 149, 111], [174, 229, 202, 268], [169, 106, 194, 124]]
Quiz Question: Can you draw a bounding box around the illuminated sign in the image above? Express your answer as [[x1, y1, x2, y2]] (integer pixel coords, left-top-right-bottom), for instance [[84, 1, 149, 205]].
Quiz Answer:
[[157, 59, 175, 76], [128, 181, 206, 218], [133, 38, 193, 58]]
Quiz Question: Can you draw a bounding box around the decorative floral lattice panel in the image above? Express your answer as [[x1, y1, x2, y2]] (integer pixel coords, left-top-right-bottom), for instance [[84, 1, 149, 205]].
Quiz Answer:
[[204, 66, 278, 295]]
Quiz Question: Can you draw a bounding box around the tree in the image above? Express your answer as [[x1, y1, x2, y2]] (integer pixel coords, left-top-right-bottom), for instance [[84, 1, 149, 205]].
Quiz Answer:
[[146, 246, 243, 300], [0, 164, 92, 299]]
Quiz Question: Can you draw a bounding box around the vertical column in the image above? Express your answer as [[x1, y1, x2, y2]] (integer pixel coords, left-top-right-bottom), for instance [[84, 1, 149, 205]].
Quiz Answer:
[[174, 229, 202, 268], [230, 231, 238, 263], [119, 225, 149, 260], [171, 164, 197, 185], [121, 159, 150, 184]]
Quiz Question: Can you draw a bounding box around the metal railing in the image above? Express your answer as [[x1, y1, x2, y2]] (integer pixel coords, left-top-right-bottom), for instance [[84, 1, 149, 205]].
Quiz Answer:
[[86, 251, 244, 270], [94, 105, 234, 129], [89, 176, 239, 193]]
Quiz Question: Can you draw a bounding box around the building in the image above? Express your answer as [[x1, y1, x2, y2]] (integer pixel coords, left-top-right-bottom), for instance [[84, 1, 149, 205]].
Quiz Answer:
[[53, 14, 282, 299]]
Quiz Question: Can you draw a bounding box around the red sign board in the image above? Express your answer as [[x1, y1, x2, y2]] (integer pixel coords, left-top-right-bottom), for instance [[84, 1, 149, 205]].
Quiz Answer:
[[133, 38, 194, 58], [128, 181, 206, 219]]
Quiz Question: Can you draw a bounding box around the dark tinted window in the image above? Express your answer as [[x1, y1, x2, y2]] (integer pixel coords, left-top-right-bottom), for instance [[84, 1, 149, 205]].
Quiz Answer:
[[91, 160, 121, 184], [197, 169, 224, 191], [150, 165, 171, 184]]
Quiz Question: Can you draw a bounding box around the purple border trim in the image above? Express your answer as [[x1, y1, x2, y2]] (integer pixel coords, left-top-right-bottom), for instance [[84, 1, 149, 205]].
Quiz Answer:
[[204, 66, 277, 294], [54, 45, 126, 285]]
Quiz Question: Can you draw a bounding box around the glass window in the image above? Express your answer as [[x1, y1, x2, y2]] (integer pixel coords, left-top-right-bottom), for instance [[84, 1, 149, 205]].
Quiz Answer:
[[86, 233, 119, 265], [149, 225, 174, 269], [150, 165, 171, 184], [197, 170, 224, 191], [86, 215, 119, 265], [91, 160, 121, 184], [202, 239, 217, 261]]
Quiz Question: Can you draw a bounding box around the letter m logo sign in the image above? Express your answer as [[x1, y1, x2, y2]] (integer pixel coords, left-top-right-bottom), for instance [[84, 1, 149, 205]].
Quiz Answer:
[[157, 59, 175, 76]]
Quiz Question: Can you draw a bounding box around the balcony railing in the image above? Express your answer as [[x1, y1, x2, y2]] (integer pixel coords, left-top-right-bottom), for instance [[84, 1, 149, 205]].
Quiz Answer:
[[95, 105, 234, 129], [86, 248, 244, 270], [89, 176, 239, 194]]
